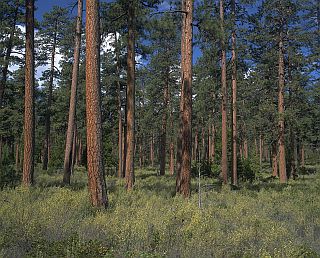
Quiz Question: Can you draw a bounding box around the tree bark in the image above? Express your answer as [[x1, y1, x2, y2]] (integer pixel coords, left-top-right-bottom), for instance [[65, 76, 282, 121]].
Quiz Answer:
[[85, 0, 108, 207], [125, 0, 136, 190], [271, 141, 278, 177], [150, 133, 154, 167], [114, 32, 123, 178], [278, 30, 287, 183], [259, 134, 263, 167], [211, 123, 215, 163], [220, 0, 228, 184], [63, 0, 83, 184], [22, 0, 35, 186], [231, 0, 237, 186], [176, 0, 193, 198], [159, 70, 169, 176]]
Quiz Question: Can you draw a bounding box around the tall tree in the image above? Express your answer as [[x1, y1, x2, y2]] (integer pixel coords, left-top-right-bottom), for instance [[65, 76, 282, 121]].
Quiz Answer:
[[22, 0, 35, 186], [176, 0, 193, 198], [278, 23, 287, 183], [39, 6, 69, 170], [231, 0, 237, 186], [125, 0, 135, 190], [220, 0, 228, 184], [63, 0, 83, 184], [86, 0, 108, 207]]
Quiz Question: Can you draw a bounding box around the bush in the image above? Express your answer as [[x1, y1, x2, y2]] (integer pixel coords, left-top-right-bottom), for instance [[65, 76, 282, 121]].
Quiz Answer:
[[0, 165, 20, 188], [237, 158, 257, 183]]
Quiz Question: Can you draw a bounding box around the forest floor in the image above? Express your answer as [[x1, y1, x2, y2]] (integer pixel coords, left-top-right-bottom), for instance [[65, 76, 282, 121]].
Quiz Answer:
[[0, 164, 320, 257]]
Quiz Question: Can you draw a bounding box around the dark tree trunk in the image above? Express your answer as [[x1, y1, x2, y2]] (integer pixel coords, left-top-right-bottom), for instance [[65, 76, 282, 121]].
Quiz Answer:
[[278, 30, 287, 183], [114, 32, 123, 178], [231, 0, 237, 186], [176, 0, 193, 198], [272, 141, 278, 177], [159, 70, 169, 176], [85, 0, 108, 207], [63, 0, 83, 184], [22, 0, 35, 186], [125, 0, 135, 190], [150, 133, 154, 167], [220, 0, 228, 184]]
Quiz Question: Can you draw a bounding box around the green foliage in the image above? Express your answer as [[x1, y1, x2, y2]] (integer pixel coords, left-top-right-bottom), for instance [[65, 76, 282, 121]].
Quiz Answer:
[[0, 168, 320, 257], [237, 158, 258, 183]]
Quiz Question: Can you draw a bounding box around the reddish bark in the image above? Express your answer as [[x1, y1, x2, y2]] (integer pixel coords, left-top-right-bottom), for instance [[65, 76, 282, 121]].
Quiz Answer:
[[22, 0, 35, 186], [85, 0, 108, 207], [125, 0, 136, 190], [63, 0, 83, 184], [220, 0, 228, 184]]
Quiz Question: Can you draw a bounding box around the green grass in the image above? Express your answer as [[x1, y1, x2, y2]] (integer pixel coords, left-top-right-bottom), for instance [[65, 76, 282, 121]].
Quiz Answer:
[[0, 166, 320, 257]]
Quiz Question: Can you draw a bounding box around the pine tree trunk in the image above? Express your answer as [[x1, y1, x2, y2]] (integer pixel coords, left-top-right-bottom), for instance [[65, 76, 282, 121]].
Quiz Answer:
[[244, 138, 248, 159], [176, 0, 193, 198], [114, 32, 123, 178], [85, 0, 108, 207], [159, 70, 169, 176], [125, 0, 135, 190], [122, 100, 127, 176], [278, 30, 287, 183], [220, 0, 228, 184], [271, 141, 278, 177], [43, 23, 57, 170], [71, 127, 77, 174], [169, 94, 174, 176], [259, 134, 263, 167], [0, 136, 2, 163], [22, 0, 35, 186], [300, 143, 305, 167], [231, 0, 237, 186], [193, 130, 198, 161], [63, 0, 83, 184], [211, 123, 215, 163], [150, 133, 154, 167], [15, 141, 20, 171], [176, 0, 187, 190]]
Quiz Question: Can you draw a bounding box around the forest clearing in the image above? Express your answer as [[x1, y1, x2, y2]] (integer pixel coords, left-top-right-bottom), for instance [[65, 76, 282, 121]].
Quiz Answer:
[[0, 164, 320, 257], [0, 0, 319, 256]]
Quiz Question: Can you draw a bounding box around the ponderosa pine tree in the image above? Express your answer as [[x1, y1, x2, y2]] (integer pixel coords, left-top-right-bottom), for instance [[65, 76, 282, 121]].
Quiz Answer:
[[38, 6, 69, 170], [63, 0, 83, 185], [125, 0, 135, 190], [85, 0, 108, 207], [176, 0, 193, 198], [220, 0, 228, 184], [22, 0, 35, 186], [231, 0, 238, 186]]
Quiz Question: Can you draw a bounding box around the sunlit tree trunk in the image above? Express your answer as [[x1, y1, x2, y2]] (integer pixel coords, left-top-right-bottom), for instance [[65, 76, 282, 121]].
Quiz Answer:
[[125, 0, 136, 190], [231, 0, 237, 186], [220, 0, 228, 184], [176, 0, 193, 198], [278, 29, 287, 183], [85, 0, 108, 207], [63, 0, 83, 184], [22, 0, 35, 186]]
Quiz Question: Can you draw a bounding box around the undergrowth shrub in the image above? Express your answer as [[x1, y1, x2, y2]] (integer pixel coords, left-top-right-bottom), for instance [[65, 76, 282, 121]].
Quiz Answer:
[[0, 168, 319, 257]]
